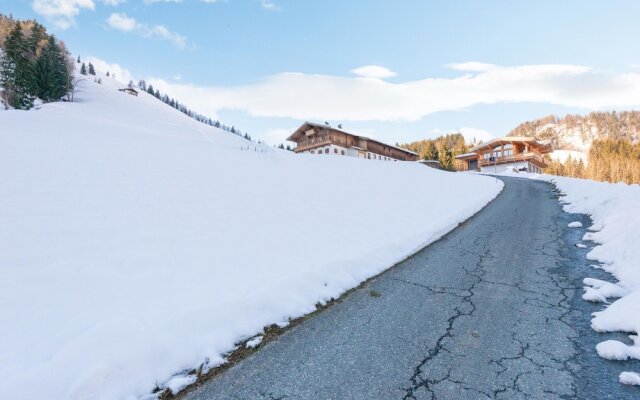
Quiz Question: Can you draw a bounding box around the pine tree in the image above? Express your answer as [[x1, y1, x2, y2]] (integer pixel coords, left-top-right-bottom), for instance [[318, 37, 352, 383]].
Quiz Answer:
[[2, 22, 34, 109], [80, 62, 87, 75], [88, 62, 95, 75], [27, 23, 46, 63], [146, 84, 154, 95], [77, 55, 81, 63], [0, 50, 16, 108], [106, 71, 110, 77], [33, 36, 68, 102]]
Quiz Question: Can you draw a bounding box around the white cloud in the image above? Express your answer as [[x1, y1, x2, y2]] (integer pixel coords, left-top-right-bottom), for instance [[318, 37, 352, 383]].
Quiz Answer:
[[106, 12, 135, 31], [257, 0, 280, 11], [101, 0, 126, 5], [31, 0, 95, 29], [143, 0, 182, 3], [263, 128, 294, 145], [105, 13, 187, 48], [447, 62, 496, 72], [350, 65, 397, 79], [458, 127, 494, 144], [146, 63, 640, 123], [86, 56, 135, 84]]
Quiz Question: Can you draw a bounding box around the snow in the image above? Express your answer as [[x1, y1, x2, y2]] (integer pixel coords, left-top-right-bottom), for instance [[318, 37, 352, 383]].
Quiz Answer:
[[596, 338, 640, 360], [165, 375, 197, 395], [0, 72, 503, 400], [576, 243, 587, 248], [246, 336, 263, 348], [620, 371, 640, 386], [549, 149, 587, 165], [568, 221, 583, 228], [582, 278, 629, 303], [505, 172, 640, 387]]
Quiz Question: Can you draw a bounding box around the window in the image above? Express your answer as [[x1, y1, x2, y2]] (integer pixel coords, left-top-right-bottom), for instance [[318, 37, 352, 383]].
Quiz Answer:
[[325, 148, 329, 154], [334, 148, 338, 154], [341, 150, 345, 155], [367, 154, 371, 159], [504, 149, 513, 156], [310, 150, 315, 154]]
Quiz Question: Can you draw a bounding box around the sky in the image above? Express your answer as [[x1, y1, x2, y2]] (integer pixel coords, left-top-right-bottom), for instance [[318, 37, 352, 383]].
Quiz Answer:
[[4, 0, 640, 145]]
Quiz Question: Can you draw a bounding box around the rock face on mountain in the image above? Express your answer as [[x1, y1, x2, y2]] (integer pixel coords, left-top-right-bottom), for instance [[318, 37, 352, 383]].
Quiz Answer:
[[507, 112, 640, 153]]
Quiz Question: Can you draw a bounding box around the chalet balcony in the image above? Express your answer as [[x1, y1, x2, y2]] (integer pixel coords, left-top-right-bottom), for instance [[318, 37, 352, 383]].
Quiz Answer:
[[478, 152, 546, 168], [294, 134, 348, 150]]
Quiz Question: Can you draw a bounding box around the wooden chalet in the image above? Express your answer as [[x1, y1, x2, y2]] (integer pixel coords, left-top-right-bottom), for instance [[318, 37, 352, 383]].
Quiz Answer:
[[287, 122, 417, 162], [456, 137, 552, 173], [118, 87, 139, 97]]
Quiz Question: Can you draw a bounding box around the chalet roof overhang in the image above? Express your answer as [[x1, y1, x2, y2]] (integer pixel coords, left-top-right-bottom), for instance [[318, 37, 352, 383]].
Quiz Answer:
[[455, 152, 479, 160], [469, 137, 552, 154]]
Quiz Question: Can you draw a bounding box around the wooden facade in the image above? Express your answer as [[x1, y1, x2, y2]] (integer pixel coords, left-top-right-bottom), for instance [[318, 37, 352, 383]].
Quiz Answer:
[[287, 122, 418, 161], [456, 137, 552, 173]]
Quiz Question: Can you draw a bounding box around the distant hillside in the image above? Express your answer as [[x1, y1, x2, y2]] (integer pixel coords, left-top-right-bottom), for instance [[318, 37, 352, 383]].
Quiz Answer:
[[507, 111, 640, 153]]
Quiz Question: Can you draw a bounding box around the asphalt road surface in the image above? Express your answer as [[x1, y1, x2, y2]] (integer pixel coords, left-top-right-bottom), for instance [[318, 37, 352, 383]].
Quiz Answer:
[[182, 177, 639, 400]]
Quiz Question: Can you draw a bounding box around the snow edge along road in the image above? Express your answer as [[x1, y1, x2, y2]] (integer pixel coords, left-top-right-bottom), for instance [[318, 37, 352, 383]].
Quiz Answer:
[[167, 182, 506, 400]]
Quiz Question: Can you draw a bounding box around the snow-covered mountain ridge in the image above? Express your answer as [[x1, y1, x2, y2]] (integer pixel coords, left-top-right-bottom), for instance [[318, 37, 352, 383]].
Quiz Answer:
[[507, 112, 640, 155], [0, 70, 502, 399]]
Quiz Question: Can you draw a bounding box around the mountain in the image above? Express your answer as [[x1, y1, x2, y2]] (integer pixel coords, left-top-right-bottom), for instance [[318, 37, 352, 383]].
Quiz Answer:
[[507, 111, 640, 154]]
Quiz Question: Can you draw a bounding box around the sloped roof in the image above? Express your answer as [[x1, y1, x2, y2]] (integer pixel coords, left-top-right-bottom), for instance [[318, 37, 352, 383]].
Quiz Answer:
[[469, 137, 551, 153], [287, 122, 417, 156]]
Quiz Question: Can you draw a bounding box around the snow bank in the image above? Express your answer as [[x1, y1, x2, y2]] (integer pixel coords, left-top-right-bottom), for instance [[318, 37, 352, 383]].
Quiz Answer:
[[620, 371, 640, 386], [0, 74, 502, 400], [522, 173, 640, 386]]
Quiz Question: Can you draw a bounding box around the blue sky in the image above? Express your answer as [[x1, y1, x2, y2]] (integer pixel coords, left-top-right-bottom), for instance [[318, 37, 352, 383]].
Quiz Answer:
[[4, 0, 640, 145]]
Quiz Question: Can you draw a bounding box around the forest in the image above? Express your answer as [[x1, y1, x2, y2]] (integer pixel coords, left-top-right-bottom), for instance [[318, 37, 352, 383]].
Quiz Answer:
[[399, 133, 469, 171], [0, 13, 74, 109], [545, 139, 640, 184]]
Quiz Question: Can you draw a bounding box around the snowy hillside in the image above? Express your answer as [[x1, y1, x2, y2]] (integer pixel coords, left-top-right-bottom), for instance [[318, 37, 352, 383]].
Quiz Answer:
[[507, 112, 640, 158], [549, 149, 588, 165], [0, 73, 502, 399]]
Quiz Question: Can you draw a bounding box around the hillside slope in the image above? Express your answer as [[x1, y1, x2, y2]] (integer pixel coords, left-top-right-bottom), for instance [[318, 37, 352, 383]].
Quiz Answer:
[[507, 112, 640, 155], [0, 73, 502, 400]]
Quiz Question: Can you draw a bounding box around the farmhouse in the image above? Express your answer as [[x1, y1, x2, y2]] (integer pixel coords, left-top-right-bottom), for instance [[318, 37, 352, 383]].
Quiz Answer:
[[118, 87, 139, 97], [287, 122, 417, 161], [456, 137, 552, 173]]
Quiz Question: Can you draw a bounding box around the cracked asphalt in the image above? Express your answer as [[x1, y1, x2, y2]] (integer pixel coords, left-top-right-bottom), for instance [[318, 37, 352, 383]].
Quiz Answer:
[[181, 177, 639, 399]]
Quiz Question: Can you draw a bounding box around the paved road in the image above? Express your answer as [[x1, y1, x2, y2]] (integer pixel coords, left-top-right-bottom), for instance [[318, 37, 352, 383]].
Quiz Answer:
[[182, 177, 639, 399]]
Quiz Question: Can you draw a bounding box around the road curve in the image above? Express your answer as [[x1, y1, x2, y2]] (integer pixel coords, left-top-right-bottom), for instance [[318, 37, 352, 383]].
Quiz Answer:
[[181, 177, 638, 400]]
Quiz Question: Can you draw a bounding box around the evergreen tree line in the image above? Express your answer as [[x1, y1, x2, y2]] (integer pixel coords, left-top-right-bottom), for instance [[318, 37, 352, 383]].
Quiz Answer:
[[399, 133, 470, 171], [276, 143, 293, 151], [545, 139, 640, 184], [0, 15, 73, 109], [136, 79, 255, 141], [79, 59, 96, 76]]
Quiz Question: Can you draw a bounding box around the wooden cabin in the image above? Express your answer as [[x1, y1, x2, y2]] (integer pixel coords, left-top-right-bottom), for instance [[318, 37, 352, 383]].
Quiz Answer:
[[287, 122, 417, 161], [455, 137, 551, 173], [118, 88, 139, 97]]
